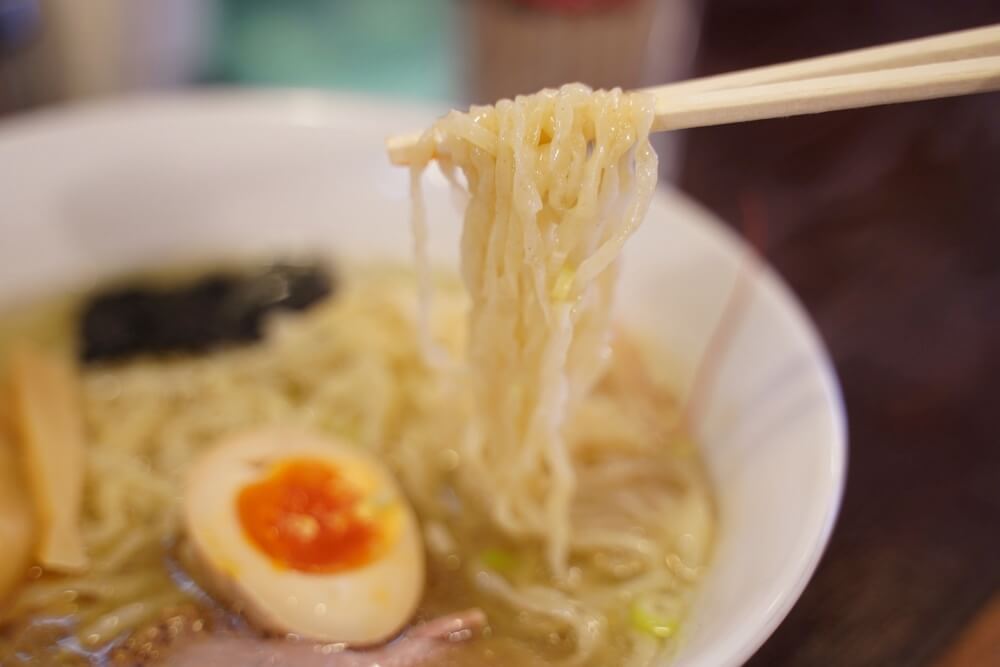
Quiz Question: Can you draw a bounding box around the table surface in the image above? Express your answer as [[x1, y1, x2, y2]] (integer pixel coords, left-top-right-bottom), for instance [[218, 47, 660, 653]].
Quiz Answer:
[[681, 2, 1000, 665]]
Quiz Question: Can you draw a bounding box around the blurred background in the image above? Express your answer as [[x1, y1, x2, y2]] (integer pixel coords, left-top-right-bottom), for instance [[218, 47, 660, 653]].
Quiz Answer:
[[0, 0, 702, 105], [1, 0, 998, 664], [0, 0, 701, 176]]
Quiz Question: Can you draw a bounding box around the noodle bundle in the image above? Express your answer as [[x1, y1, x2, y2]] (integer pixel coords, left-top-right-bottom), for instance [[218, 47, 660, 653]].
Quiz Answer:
[[410, 84, 660, 573], [398, 85, 712, 664]]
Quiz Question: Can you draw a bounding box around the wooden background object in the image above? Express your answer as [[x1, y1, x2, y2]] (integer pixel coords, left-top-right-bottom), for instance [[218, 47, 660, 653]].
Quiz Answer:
[[681, 1, 1000, 665]]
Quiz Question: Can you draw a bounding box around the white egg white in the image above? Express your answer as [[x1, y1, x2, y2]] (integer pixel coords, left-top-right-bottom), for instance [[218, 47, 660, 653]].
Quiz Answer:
[[183, 429, 425, 645]]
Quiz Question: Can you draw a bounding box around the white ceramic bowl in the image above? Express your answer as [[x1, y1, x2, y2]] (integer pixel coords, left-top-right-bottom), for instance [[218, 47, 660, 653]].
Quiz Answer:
[[0, 91, 846, 666]]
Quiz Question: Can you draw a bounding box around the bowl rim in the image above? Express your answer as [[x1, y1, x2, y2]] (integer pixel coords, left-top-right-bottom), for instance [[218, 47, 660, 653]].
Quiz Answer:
[[706, 208, 848, 665], [636, 180, 847, 666]]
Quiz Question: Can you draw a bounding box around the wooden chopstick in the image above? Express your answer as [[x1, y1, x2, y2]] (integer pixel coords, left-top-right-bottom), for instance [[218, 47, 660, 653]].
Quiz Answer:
[[650, 56, 1000, 132], [660, 23, 1000, 94], [386, 24, 1000, 165]]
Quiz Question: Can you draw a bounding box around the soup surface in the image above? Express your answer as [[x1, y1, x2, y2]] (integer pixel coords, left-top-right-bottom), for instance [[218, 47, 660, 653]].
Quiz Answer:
[[0, 261, 713, 666]]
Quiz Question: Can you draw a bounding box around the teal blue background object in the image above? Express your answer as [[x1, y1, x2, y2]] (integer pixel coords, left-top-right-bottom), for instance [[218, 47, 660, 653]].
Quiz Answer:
[[211, 0, 458, 102]]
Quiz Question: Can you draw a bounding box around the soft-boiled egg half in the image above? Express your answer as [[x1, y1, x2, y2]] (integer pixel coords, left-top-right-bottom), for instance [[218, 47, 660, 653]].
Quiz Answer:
[[183, 429, 424, 645]]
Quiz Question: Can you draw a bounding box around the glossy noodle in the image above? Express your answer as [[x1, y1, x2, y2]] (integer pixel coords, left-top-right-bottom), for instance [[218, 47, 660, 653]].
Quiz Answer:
[[405, 84, 712, 663]]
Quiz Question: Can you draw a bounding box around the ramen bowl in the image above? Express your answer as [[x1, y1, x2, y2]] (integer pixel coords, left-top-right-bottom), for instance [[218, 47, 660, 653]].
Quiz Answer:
[[0, 91, 846, 666]]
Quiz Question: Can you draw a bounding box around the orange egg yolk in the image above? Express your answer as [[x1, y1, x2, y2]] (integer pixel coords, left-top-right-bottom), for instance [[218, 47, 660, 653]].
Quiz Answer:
[[237, 458, 389, 573]]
